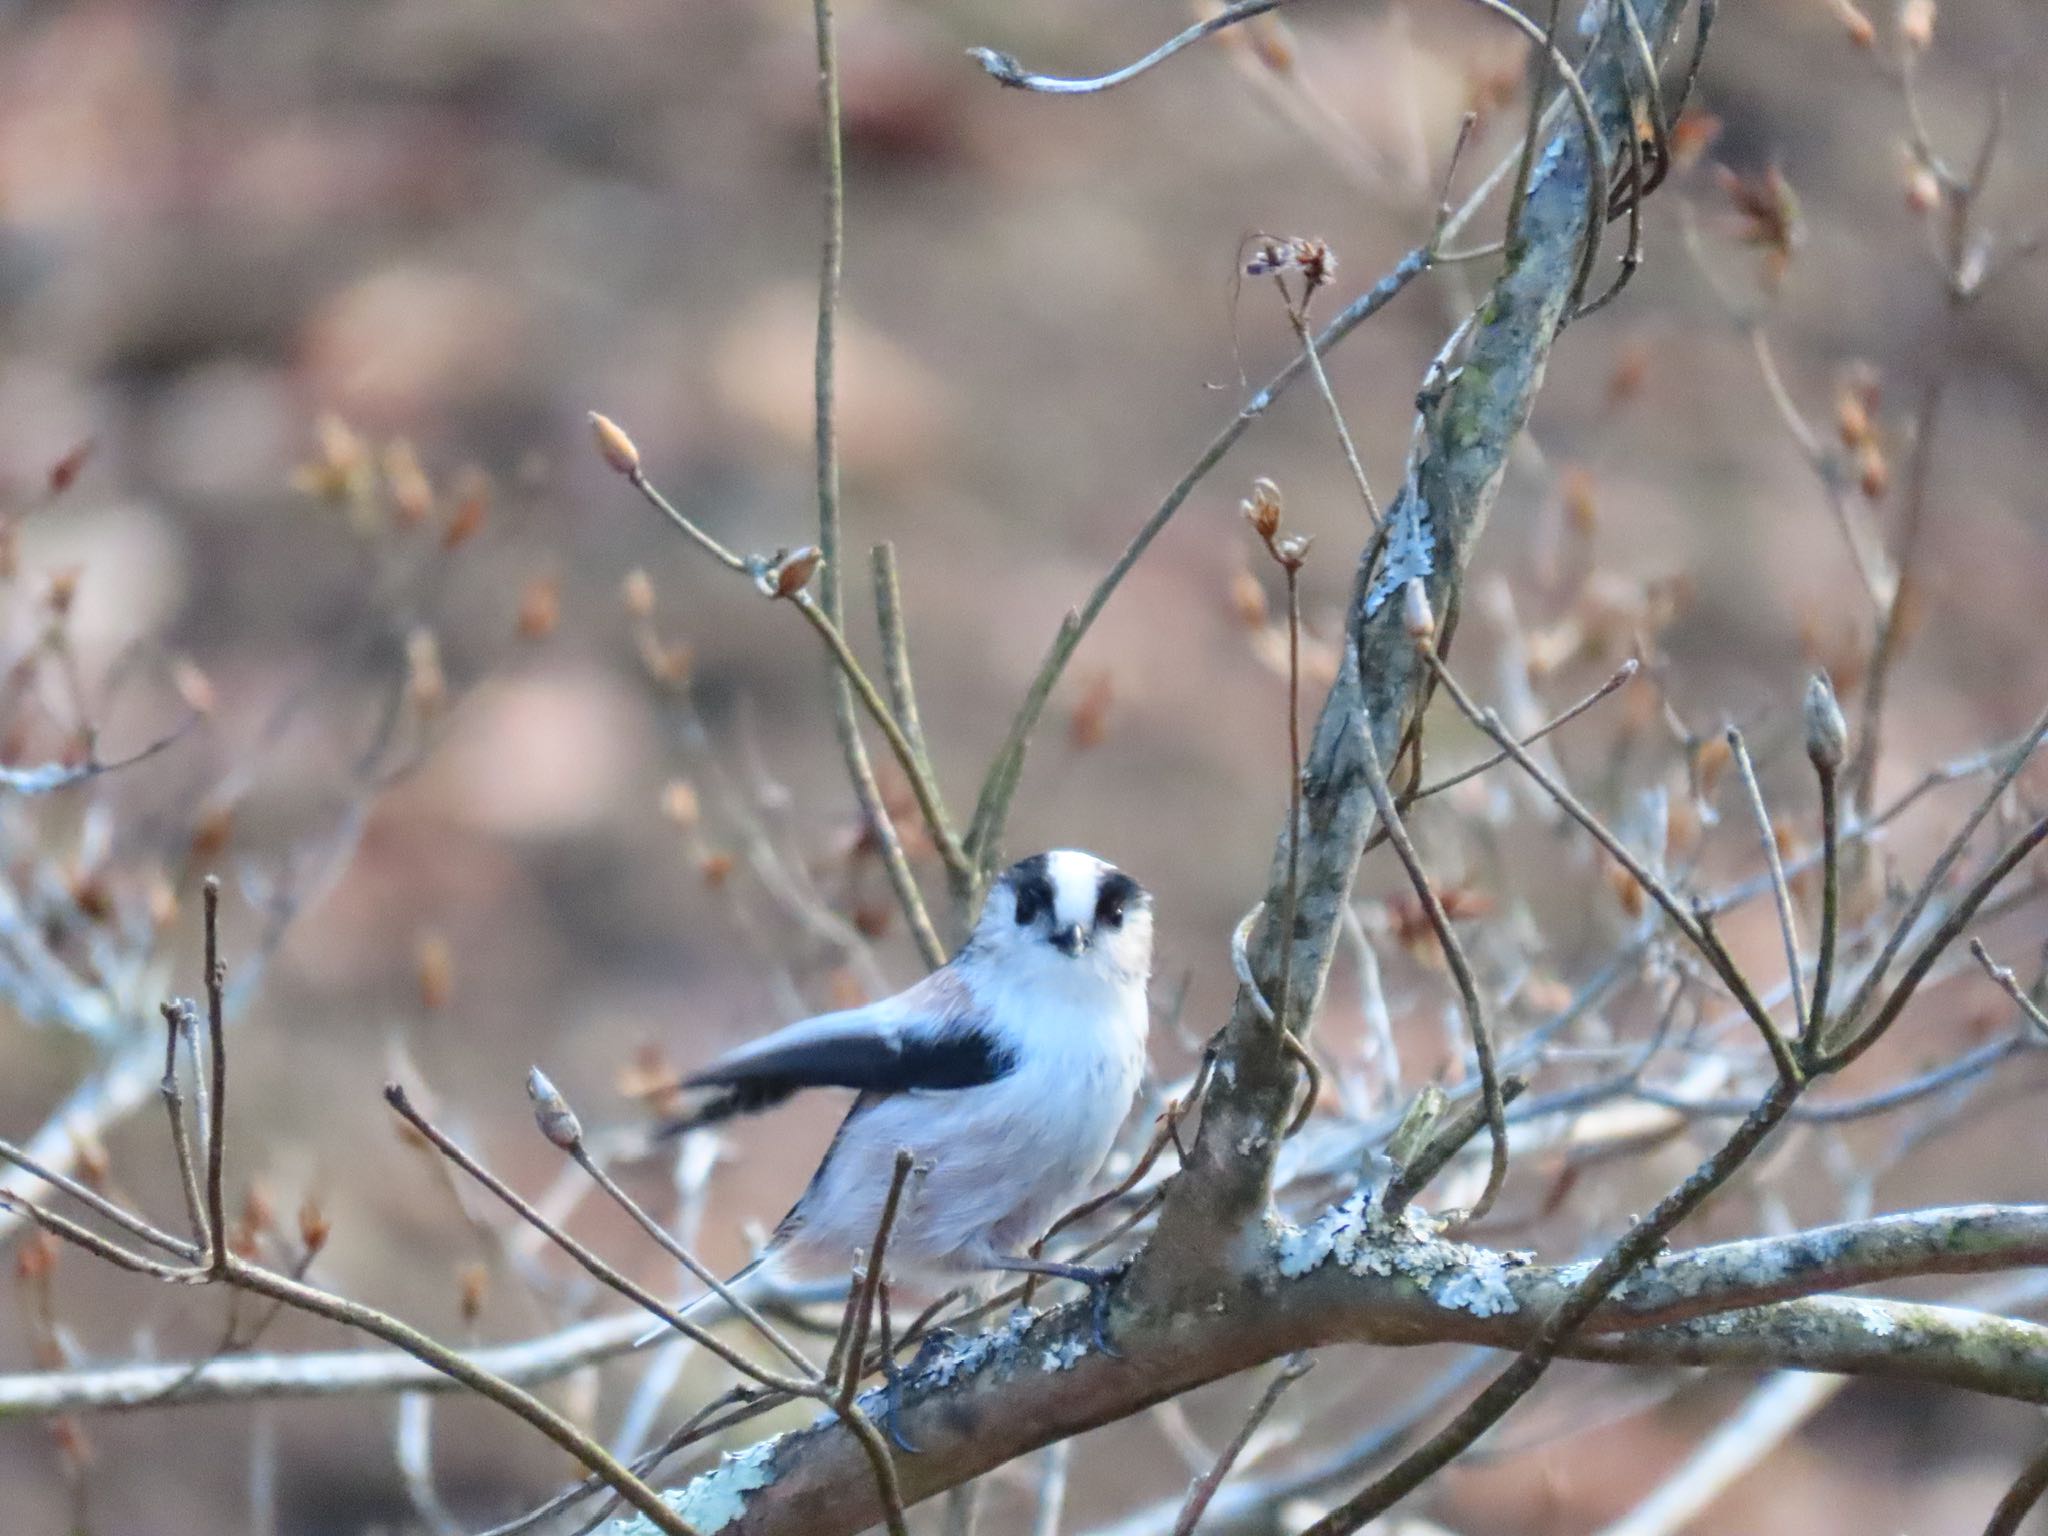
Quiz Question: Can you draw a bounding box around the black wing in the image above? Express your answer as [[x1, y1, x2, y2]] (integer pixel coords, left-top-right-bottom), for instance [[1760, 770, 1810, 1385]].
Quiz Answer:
[[662, 973, 1015, 1135]]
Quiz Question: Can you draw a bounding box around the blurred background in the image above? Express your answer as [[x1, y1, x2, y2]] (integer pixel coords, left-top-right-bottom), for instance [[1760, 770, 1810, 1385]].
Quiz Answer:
[[0, 0, 2043, 1531]]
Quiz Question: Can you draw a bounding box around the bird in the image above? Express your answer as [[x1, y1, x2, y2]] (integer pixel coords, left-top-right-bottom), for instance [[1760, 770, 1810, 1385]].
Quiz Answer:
[[657, 849, 1154, 1353]]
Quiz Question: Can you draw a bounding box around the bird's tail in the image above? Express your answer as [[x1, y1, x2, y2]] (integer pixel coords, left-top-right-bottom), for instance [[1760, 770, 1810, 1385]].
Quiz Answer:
[[632, 1252, 773, 1350]]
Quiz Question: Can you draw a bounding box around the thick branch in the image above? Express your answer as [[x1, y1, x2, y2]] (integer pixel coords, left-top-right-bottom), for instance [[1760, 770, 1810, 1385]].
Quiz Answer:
[[589, 1203, 2048, 1536]]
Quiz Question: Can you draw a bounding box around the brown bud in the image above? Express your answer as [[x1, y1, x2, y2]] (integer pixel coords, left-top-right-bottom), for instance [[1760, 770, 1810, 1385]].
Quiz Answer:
[[526, 1067, 583, 1151], [661, 780, 701, 830], [1561, 467, 1598, 534], [171, 659, 217, 718], [699, 850, 736, 886], [1228, 568, 1268, 629], [1401, 579, 1436, 645], [1904, 164, 1941, 215], [589, 411, 642, 477], [457, 1262, 490, 1326], [517, 574, 561, 640], [1897, 0, 1934, 51], [1835, 390, 1872, 449], [1856, 441, 1890, 500], [1241, 477, 1283, 542], [441, 469, 490, 551], [71, 1132, 110, 1193], [1068, 670, 1114, 750], [44, 567, 80, 617], [406, 627, 446, 717], [298, 1195, 331, 1256], [48, 440, 93, 496], [1804, 673, 1848, 772], [15, 1230, 57, 1283], [383, 439, 434, 526], [621, 568, 657, 620], [764, 546, 822, 599], [1836, 0, 1875, 46], [416, 931, 453, 1013], [190, 804, 235, 864]]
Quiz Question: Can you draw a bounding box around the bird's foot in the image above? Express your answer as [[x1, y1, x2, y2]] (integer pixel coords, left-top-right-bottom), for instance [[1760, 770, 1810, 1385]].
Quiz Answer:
[[879, 1336, 920, 1454]]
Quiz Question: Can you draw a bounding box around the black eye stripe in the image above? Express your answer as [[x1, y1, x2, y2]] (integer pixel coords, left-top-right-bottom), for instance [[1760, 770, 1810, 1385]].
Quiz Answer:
[[1007, 853, 1054, 927]]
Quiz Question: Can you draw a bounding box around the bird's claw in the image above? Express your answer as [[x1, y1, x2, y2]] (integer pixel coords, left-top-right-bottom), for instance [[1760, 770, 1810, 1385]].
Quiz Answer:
[[879, 1339, 921, 1453], [1085, 1274, 1121, 1358]]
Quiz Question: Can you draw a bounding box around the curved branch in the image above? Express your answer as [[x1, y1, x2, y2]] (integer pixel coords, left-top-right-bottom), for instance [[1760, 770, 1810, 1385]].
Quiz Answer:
[[969, 0, 1290, 97]]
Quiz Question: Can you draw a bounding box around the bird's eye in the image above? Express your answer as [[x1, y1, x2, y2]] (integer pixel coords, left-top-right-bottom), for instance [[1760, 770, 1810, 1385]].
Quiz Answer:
[[1095, 872, 1139, 931]]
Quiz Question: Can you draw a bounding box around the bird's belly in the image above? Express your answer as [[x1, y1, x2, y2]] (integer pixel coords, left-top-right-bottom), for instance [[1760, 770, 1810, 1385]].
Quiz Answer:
[[784, 1050, 1138, 1277]]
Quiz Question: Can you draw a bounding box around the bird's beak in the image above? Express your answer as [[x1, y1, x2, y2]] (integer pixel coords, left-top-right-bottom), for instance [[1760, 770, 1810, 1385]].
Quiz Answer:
[[1051, 923, 1089, 956]]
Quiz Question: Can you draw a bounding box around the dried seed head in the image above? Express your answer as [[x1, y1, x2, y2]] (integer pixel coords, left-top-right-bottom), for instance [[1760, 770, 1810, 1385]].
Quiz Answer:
[[526, 1067, 583, 1151], [1273, 533, 1312, 568], [1804, 673, 1848, 772], [1241, 477, 1283, 541], [1897, 0, 1935, 51], [589, 411, 641, 477], [1401, 578, 1436, 645]]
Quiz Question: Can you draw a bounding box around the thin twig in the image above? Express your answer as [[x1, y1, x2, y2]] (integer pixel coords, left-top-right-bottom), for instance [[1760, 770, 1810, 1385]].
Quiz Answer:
[[564, 1141, 819, 1380], [1381, 1075, 1530, 1217], [201, 876, 229, 1276], [1298, 1076, 1804, 1535], [1355, 711, 1509, 1221], [1971, 939, 2048, 1039], [1171, 1353, 1314, 1536], [382, 1085, 808, 1395], [1983, 1435, 2048, 1536], [970, 0, 1290, 96], [1831, 699, 2048, 1044], [838, 1149, 916, 1408], [962, 247, 1434, 883], [1282, 288, 1381, 526], [1727, 728, 1807, 1031], [0, 1135, 197, 1262], [158, 1000, 210, 1248], [872, 543, 936, 783], [808, 0, 959, 956]]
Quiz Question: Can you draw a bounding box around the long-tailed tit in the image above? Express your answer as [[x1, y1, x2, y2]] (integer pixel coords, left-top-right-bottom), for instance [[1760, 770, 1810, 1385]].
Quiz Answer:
[[661, 849, 1153, 1346]]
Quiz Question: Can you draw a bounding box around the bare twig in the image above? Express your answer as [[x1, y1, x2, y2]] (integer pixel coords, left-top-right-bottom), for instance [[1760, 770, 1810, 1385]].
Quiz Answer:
[[201, 876, 229, 1275], [1727, 728, 1807, 1030], [1983, 1435, 2048, 1536], [1356, 708, 1509, 1222], [1170, 1353, 1313, 1536], [1971, 940, 2048, 1039], [969, 0, 1290, 96], [382, 1084, 807, 1395]]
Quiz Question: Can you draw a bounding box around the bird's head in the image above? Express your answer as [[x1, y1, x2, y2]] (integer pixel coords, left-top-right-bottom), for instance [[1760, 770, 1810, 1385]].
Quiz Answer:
[[973, 849, 1153, 985]]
